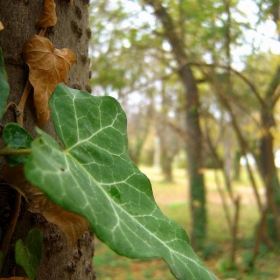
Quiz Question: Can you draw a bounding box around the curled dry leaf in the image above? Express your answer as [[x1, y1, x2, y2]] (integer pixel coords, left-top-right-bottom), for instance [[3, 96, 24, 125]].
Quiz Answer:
[[36, 0, 57, 28], [2, 165, 88, 246], [0, 21, 4, 31], [23, 35, 76, 127]]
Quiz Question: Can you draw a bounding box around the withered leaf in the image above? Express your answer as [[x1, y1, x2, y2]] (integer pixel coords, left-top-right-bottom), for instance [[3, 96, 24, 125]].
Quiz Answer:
[[23, 35, 76, 127], [0, 21, 4, 31], [3, 165, 88, 246], [36, 0, 57, 28]]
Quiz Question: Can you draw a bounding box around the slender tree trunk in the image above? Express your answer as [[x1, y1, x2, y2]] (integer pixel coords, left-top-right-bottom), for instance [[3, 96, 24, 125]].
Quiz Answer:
[[258, 1, 280, 242], [156, 123, 175, 182], [143, 0, 207, 250], [0, 1, 95, 279], [157, 82, 178, 183], [258, 66, 280, 242], [179, 65, 206, 250], [233, 150, 241, 180], [159, 137, 175, 182]]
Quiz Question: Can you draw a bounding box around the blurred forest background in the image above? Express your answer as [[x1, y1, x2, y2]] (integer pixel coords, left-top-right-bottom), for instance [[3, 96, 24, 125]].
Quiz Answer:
[[89, 0, 280, 279]]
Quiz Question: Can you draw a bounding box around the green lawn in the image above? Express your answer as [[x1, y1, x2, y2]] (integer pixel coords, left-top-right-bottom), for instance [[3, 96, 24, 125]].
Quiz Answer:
[[93, 166, 280, 280]]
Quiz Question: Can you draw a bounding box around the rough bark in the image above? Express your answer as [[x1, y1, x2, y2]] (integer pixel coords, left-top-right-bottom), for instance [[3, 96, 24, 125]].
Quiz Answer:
[[0, 1, 95, 279], [144, 0, 207, 250]]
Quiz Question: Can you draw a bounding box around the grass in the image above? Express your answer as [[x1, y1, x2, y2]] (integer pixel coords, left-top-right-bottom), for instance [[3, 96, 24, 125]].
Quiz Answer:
[[93, 166, 280, 280]]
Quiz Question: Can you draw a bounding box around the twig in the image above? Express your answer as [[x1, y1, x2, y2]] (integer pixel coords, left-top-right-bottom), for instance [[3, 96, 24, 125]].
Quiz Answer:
[[214, 169, 233, 232], [252, 207, 268, 265], [187, 61, 265, 108], [16, 81, 32, 127], [230, 195, 241, 264], [4, 102, 18, 113]]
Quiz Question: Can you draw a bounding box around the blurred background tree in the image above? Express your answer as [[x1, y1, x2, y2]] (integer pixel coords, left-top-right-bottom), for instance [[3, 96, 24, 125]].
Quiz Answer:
[[89, 0, 280, 275]]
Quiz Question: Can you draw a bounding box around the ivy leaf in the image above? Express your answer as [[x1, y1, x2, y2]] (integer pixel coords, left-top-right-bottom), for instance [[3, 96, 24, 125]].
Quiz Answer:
[[36, 0, 57, 28], [15, 228, 43, 280], [2, 123, 33, 166], [23, 36, 76, 127], [25, 84, 217, 280], [0, 47, 10, 120]]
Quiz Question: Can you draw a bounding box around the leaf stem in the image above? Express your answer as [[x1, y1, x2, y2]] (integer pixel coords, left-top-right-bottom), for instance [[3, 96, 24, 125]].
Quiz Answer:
[[38, 27, 47, 37], [5, 102, 18, 114], [17, 80, 32, 127], [0, 149, 32, 156]]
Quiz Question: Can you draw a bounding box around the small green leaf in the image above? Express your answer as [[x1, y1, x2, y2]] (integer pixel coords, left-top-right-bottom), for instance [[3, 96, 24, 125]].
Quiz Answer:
[[25, 84, 217, 280], [0, 47, 10, 120], [2, 123, 33, 165], [15, 228, 43, 280]]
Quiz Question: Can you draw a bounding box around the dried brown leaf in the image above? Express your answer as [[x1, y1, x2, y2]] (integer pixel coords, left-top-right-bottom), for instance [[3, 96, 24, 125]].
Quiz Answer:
[[23, 35, 76, 127], [36, 0, 57, 28], [0, 21, 4, 31], [2, 165, 88, 246]]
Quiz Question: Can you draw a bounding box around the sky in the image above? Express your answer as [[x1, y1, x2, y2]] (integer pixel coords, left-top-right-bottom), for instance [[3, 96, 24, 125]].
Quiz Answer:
[[232, 0, 280, 69]]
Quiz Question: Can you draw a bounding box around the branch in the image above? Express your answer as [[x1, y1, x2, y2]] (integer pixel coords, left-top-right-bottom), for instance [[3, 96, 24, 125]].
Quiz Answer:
[[186, 61, 266, 108], [209, 69, 264, 213], [269, 66, 280, 106], [144, 0, 188, 65], [17, 80, 32, 127]]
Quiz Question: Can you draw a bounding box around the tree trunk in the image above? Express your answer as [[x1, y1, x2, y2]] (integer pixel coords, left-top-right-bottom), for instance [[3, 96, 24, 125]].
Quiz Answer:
[[0, 1, 95, 279], [259, 66, 280, 242], [233, 150, 241, 180], [179, 65, 206, 250], [144, 0, 207, 250], [258, 1, 280, 242]]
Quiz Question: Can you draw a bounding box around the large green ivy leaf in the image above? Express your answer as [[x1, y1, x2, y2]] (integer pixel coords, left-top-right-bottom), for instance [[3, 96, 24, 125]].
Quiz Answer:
[[0, 47, 10, 120], [15, 228, 43, 280], [25, 83, 217, 280]]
